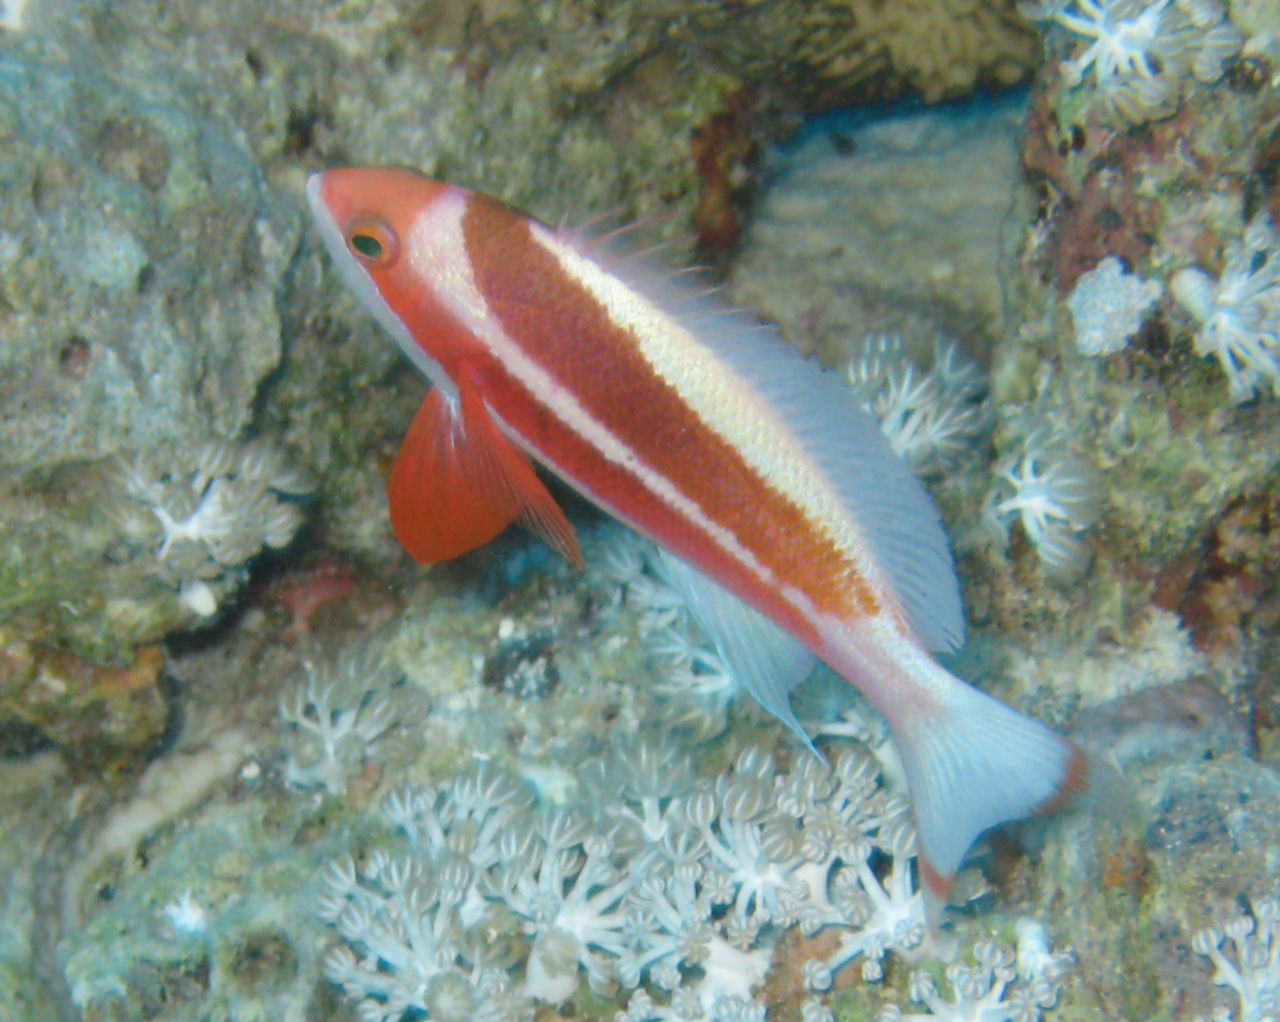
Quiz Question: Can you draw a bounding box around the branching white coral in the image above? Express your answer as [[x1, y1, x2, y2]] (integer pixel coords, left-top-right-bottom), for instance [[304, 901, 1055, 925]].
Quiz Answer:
[[1192, 894, 1280, 1022], [879, 936, 1068, 1022], [984, 430, 1102, 581], [1067, 256, 1162, 356], [279, 645, 418, 795], [845, 334, 990, 477], [318, 741, 945, 1022], [498, 806, 646, 1002], [319, 851, 533, 1022], [111, 438, 310, 616], [1019, 0, 1243, 122], [595, 530, 745, 740], [618, 984, 767, 1022], [683, 747, 812, 947], [383, 759, 536, 900], [780, 749, 928, 987], [1171, 213, 1280, 403], [579, 733, 696, 845]]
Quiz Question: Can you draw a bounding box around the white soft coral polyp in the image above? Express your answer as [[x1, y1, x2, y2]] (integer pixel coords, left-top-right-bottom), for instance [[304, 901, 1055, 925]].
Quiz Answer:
[[1056, 0, 1173, 85], [1172, 214, 1280, 403]]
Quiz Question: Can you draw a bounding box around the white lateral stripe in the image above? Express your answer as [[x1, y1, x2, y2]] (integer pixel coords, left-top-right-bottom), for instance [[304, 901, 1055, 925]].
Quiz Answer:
[[408, 192, 808, 616], [530, 226, 879, 591]]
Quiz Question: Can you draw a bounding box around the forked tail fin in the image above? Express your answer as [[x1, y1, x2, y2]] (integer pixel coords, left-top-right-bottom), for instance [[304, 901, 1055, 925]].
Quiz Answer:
[[894, 671, 1089, 924]]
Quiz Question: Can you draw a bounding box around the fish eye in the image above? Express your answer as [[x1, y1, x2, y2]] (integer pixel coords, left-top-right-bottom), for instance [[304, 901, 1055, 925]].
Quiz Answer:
[[344, 215, 398, 266]]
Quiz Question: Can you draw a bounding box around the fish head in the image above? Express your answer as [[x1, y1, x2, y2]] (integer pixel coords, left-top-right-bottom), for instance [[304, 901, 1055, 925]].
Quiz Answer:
[[306, 166, 471, 387]]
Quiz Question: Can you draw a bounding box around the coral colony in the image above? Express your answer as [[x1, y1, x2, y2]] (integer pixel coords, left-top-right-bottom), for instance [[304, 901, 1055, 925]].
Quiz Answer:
[[314, 747, 1070, 1022], [879, 933, 1069, 1022], [279, 644, 420, 795], [110, 438, 310, 617], [984, 431, 1102, 581], [1193, 894, 1280, 1022], [1066, 256, 1162, 356], [843, 334, 990, 477], [1017, 0, 1242, 122], [1172, 213, 1280, 403]]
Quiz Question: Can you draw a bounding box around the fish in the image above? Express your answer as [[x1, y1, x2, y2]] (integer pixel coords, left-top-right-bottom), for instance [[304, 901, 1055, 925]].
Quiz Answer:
[[306, 166, 1088, 919]]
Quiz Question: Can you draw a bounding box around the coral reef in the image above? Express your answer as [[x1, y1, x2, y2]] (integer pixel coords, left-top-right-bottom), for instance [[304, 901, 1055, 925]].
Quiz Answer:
[[1193, 893, 1280, 1022], [108, 439, 311, 619], [691, 0, 1039, 108], [1, 0, 1045, 667], [0, 433, 309, 767], [996, 0, 1280, 602], [730, 96, 1029, 350], [879, 935, 1067, 1022], [979, 11, 1280, 1012], [0, 642, 168, 774], [4, 0, 1280, 1018], [319, 741, 938, 1022], [729, 54, 1280, 1020], [1166, 492, 1280, 653], [0, 21, 299, 659], [279, 642, 423, 796]]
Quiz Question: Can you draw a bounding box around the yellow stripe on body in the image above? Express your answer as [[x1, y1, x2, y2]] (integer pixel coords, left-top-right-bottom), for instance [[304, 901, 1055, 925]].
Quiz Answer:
[[528, 224, 890, 627]]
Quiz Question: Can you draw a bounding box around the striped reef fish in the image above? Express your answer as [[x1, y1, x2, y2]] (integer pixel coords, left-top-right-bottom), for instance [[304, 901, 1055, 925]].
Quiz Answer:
[[306, 167, 1087, 919]]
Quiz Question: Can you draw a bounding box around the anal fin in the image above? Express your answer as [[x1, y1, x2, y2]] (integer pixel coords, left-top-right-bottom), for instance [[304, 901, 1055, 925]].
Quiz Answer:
[[655, 549, 818, 754]]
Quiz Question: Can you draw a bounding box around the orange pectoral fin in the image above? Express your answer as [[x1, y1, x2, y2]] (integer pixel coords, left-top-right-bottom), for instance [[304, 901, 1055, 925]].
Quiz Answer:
[[387, 377, 582, 566]]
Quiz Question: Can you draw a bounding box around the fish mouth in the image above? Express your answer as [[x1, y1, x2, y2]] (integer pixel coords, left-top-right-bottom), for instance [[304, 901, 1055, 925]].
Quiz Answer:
[[304, 173, 336, 239], [304, 172, 322, 213], [305, 172, 357, 275]]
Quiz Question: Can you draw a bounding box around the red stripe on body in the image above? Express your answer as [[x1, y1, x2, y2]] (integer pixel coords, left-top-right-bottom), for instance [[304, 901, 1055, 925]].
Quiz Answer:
[[459, 193, 882, 638]]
